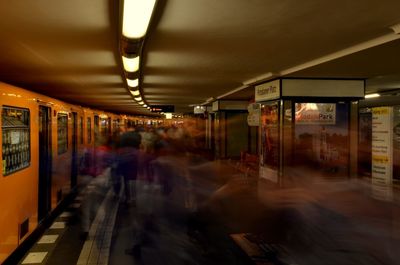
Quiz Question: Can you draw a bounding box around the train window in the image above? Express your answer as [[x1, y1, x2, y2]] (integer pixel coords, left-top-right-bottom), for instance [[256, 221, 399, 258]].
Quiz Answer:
[[80, 117, 84, 144], [87, 117, 91, 143], [2, 106, 30, 176], [57, 113, 68, 154], [100, 117, 108, 138], [94, 115, 99, 146]]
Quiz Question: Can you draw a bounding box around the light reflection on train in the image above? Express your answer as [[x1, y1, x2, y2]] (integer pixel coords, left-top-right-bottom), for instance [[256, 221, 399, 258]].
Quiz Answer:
[[0, 81, 159, 263]]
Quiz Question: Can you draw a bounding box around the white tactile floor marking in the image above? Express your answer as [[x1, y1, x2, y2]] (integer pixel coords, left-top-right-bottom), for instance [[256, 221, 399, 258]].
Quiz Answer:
[[22, 252, 47, 264], [70, 203, 81, 208], [76, 189, 119, 265], [37, 235, 59, 244], [60, 211, 73, 217], [49, 222, 65, 229]]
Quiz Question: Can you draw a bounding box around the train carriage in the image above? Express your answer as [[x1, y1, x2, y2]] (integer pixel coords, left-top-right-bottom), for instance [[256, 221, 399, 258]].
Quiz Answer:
[[0, 82, 126, 263]]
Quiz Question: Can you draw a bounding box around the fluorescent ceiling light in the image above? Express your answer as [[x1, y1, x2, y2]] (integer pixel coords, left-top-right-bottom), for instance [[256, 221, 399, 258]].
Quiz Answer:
[[122, 56, 139, 72], [130, 90, 140, 96], [122, 0, 156, 39], [127, 78, 138, 87], [134, 96, 142, 101], [365, 93, 380, 99]]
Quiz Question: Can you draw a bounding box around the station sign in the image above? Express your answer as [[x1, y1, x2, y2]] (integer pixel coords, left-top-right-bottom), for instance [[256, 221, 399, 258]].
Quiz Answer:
[[255, 79, 280, 102], [150, 105, 175, 112], [212, 101, 219, 112], [194, 106, 206, 114], [212, 100, 248, 111]]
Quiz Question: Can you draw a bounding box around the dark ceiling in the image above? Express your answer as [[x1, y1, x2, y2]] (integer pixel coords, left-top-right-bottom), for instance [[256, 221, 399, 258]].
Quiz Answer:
[[1, 0, 400, 114]]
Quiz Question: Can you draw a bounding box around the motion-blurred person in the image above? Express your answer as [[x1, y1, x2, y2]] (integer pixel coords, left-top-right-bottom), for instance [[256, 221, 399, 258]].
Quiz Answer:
[[138, 127, 158, 182], [117, 124, 141, 204], [125, 139, 191, 261], [109, 131, 122, 197], [81, 136, 113, 238]]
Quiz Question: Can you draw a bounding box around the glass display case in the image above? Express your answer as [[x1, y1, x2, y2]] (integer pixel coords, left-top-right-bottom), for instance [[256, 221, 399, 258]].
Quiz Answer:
[[293, 102, 349, 176], [393, 106, 400, 181], [2, 106, 30, 176], [57, 113, 68, 154], [255, 78, 363, 185], [260, 101, 280, 171], [358, 108, 372, 177]]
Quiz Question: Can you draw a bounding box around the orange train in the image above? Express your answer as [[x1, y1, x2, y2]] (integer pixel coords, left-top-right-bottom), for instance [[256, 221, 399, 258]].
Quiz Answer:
[[0, 81, 140, 263]]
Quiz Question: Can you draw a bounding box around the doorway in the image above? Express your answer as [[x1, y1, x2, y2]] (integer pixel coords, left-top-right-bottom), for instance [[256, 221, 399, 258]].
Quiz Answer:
[[71, 112, 78, 188], [38, 106, 52, 222]]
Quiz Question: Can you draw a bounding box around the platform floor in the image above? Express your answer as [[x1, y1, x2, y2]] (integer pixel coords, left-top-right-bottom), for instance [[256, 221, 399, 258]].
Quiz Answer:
[[16, 176, 250, 265], [14, 166, 400, 265]]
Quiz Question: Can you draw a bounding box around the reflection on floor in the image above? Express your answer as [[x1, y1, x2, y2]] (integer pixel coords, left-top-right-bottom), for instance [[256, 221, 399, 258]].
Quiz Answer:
[[15, 161, 400, 265]]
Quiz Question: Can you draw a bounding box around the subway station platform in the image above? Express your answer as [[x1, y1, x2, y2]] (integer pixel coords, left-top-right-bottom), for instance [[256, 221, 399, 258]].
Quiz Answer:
[[14, 167, 252, 265], [10, 158, 400, 265]]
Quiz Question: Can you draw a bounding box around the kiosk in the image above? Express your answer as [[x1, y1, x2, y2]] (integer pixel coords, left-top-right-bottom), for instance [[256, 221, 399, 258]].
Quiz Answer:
[[211, 100, 250, 159], [255, 78, 364, 185]]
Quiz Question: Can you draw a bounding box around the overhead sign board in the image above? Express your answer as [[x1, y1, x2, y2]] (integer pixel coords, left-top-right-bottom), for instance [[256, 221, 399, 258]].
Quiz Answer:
[[281, 79, 364, 98], [212, 100, 248, 111], [194, 106, 206, 114], [150, 105, 175, 112], [212, 101, 219, 112], [255, 79, 280, 102]]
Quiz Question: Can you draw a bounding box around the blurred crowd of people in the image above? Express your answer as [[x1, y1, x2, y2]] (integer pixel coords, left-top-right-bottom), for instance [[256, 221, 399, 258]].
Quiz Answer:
[[76, 121, 400, 265], [78, 122, 216, 259]]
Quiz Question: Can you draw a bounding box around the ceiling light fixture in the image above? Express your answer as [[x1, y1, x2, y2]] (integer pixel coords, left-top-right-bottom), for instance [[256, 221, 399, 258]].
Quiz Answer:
[[122, 0, 156, 39], [127, 78, 139, 87], [138, 101, 145, 105], [143, 104, 147, 107], [134, 96, 142, 101], [365, 93, 380, 99], [122, 55, 139, 72], [130, 90, 140, 96]]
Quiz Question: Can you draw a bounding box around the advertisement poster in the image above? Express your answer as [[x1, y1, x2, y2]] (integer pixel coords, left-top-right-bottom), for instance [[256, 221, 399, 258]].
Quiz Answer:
[[247, 103, 260, 126], [294, 102, 349, 177], [260, 102, 279, 182], [371, 106, 393, 201], [295, 103, 336, 125], [393, 106, 400, 181]]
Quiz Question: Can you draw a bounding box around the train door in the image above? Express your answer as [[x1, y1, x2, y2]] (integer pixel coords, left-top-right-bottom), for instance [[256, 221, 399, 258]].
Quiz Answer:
[[108, 117, 112, 137], [210, 113, 215, 155], [71, 112, 78, 188], [94, 115, 99, 146], [38, 106, 52, 222]]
